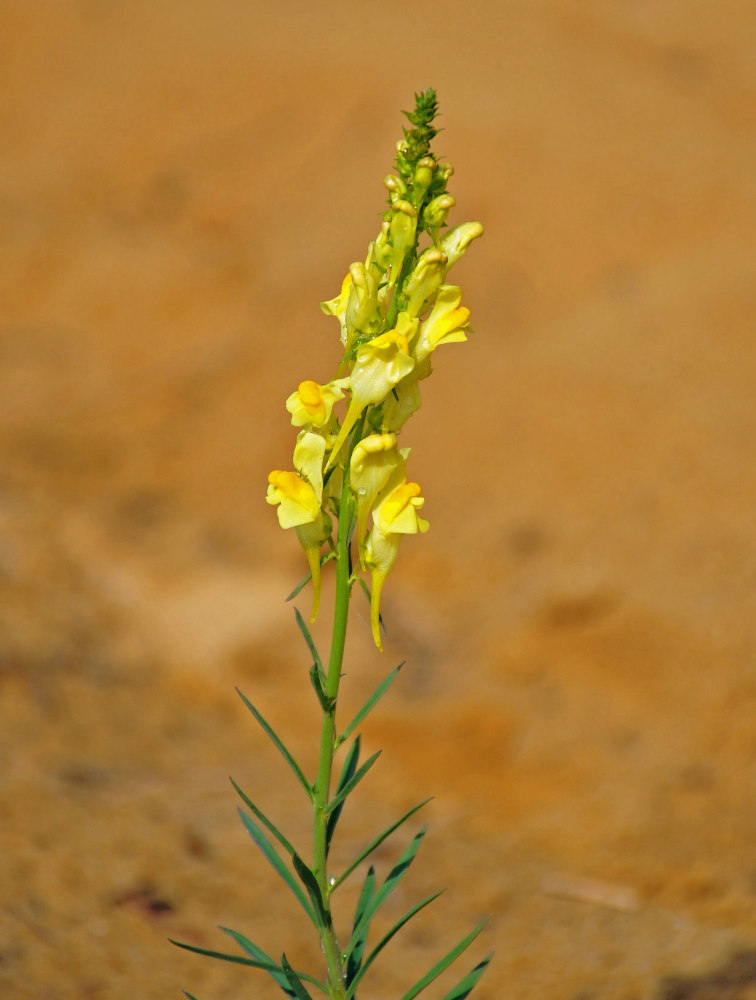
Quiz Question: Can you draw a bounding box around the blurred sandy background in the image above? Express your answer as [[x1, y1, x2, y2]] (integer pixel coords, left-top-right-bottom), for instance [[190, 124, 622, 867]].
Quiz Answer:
[[1, 2, 755, 998]]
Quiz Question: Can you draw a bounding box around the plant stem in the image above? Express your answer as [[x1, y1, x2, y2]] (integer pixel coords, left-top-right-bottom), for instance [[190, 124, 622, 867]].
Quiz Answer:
[[312, 469, 353, 1000]]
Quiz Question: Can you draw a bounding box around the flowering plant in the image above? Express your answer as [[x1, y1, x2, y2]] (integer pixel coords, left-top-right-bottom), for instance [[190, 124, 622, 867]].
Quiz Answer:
[[174, 89, 488, 1000]]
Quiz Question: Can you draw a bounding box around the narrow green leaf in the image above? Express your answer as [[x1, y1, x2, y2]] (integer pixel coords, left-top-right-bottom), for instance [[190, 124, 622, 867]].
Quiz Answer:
[[281, 954, 314, 1000], [398, 919, 489, 1000], [438, 954, 493, 1000], [286, 554, 334, 602], [237, 808, 317, 926], [340, 663, 404, 744], [183, 992, 199, 1000], [324, 750, 381, 815], [170, 938, 276, 970], [294, 607, 323, 675], [292, 854, 328, 929], [236, 688, 312, 799], [332, 799, 431, 891], [344, 827, 427, 961], [348, 891, 445, 996], [309, 663, 333, 712], [326, 737, 361, 854], [346, 866, 376, 986], [230, 777, 296, 858], [219, 927, 329, 996]]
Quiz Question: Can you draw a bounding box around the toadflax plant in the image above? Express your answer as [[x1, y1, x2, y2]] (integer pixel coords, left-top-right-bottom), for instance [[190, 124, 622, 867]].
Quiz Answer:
[[173, 89, 488, 1000]]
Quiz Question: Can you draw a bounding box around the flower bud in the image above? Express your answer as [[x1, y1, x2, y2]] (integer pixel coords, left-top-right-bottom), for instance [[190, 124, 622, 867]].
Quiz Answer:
[[404, 247, 448, 318], [423, 194, 455, 242], [383, 174, 407, 204], [388, 200, 418, 288], [412, 156, 436, 203], [440, 221, 484, 270], [345, 262, 378, 339]]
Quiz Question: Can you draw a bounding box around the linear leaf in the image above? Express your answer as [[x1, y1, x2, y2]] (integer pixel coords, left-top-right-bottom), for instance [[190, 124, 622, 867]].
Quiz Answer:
[[230, 777, 296, 858], [438, 954, 493, 1000], [294, 607, 323, 675], [237, 808, 317, 926], [236, 689, 312, 799], [309, 664, 333, 712], [219, 928, 328, 996], [292, 854, 328, 929], [171, 938, 277, 971], [398, 919, 489, 1000], [326, 737, 361, 854], [324, 750, 381, 815], [332, 799, 431, 890], [183, 993, 200, 1000], [339, 663, 404, 745], [344, 827, 427, 961], [346, 866, 376, 986], [347, 891, 445, 996], [281, 954, 314, 1000]]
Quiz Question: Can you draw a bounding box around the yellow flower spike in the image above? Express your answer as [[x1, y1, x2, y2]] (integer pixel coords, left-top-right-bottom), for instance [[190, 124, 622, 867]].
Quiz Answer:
[[286, 379, 348, 428], [440, 221, 484, 271], [320, 272, 353, 345], [413, 284, 470, 364], [350, 433, 402, 554], [388, 200, 418, 288], [404, 247, 448, 318], [345, 262, 378, 340], [325, 329, 415, 471]]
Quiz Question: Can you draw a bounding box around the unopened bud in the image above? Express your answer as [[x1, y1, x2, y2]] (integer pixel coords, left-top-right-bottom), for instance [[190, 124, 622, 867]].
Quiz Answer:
[[388, 200, 418, 287]]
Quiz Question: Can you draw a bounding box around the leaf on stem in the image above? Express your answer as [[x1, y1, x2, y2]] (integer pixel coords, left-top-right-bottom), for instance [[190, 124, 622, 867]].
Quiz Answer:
[[346, 866, 377, 986], [236, 688, 312, 800], [309, 663, 334, 713], [339, 663, 404, 745], [292, 854, 329, 929], [398, 919, 489, 1000], [183, 992, 200, 1000], [237, 808, 318, 926], [324, 750, 381, 816], [438, 954, 493, 1000], [347, 890, 444, 996], [332, 799, 431, 891], [230, 777, 297, 858], [219, 927, 329, 997], [294, 607, 324, 676], [281, 954, 315, 1000], [171, 938, 279, 971], [326, 737, 361, 855], [343, 827, 427, 962]]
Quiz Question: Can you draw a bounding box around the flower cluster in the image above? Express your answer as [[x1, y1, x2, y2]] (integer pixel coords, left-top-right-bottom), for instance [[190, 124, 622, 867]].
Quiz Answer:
[[266, 89, 482, 649]]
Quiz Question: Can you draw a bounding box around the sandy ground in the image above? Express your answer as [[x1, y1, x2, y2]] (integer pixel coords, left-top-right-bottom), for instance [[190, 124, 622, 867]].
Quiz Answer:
[[1, 2, 755, 998]]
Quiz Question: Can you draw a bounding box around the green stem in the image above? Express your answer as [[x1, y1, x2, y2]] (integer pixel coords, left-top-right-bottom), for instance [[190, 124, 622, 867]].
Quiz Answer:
[[312, 467, 354, 1000]]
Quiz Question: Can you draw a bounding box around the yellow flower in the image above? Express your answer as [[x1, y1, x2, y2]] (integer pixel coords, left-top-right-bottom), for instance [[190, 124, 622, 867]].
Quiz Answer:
[[404, 248, 448, 318], [350, 433, 404, 553], [286, 379, 347, 428], [325, 329, 415, 470], [320, 272, 353, 345], [365, 480, 429, 649], [266, 431, 329, 621], [413, 284, 470, 365]]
